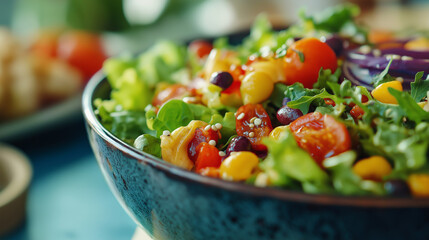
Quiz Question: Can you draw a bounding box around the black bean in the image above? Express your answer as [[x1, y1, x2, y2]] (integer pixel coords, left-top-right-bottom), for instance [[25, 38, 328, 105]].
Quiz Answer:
[[276, 105, 303, 125], [225, 136, 252, 158], [384, 179, 411, 197], [210, 71, 233, 90]]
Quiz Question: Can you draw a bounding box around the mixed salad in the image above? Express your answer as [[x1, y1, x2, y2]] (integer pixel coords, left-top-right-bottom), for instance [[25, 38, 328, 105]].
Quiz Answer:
[[95, 5, 429, 197]]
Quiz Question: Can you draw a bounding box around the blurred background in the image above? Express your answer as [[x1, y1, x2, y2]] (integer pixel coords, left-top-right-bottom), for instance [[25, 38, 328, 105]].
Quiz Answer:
[[0, 0, 428, 239]]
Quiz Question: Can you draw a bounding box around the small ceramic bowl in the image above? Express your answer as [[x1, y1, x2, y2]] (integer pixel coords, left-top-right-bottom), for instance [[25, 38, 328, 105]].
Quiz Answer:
[[83, 70, 429, 240], [0, 144, 32, 236]]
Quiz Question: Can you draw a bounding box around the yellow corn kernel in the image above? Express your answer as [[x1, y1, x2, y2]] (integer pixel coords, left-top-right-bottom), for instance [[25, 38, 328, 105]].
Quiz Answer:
[[248, 59, 286, 83], [160, 120, 207, 170], [269, 125, 290, 140], [352, 156, 392, 182], [408, 174, 429, 197], [240, 71, 274, 104], [404, 37, 429, 51], [220, 151, 259, 181], [371, 80, 403, 104]]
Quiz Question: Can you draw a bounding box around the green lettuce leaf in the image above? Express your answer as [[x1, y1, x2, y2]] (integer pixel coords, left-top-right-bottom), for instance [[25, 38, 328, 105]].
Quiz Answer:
[[134, 134, 162, 159], [150, 100, 220, 137], [261, 130, 330, 193], [110, 110, 154, 145], [103, 56, 136, 89], [137, 40, 188, 87], [151, 100, 195, 137], [110, 69, 152, 111]]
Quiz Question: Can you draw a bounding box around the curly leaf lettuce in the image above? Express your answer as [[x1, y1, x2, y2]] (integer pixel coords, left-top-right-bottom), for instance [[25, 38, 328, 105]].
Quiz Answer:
[[110, 69, 152, 111]]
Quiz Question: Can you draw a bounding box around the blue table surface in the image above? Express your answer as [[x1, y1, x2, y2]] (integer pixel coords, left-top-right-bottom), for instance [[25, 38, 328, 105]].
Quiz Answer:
[[3, 117, 136, 240]]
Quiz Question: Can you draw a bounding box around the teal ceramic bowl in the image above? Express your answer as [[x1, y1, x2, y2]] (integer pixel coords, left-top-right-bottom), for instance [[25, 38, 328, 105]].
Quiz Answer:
[[83, 71, 429, 240]]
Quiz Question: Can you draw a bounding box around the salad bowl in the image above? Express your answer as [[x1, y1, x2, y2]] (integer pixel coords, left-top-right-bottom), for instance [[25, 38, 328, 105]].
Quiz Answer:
[[83, 71, 429, 240]]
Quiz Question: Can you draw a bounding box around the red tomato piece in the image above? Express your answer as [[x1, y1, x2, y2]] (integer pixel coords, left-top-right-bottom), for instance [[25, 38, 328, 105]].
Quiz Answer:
[[289, 112, 351, 166], [350, 105, 365, 121], [324, 98, 336, 107], [188, 40, 213, 59], [57, 31, 107, 81], [152, 84, 190, 107], [187, 127, 221, 162], [194, 142, 222, 171], [229, 64, 246, 82], [284, 38, 337, 88], [236, 104, 273, 151]]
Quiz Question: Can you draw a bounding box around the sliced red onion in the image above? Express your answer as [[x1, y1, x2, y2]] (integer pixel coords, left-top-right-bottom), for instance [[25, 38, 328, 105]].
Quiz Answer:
[[342, 61, 417, 90], [343, 43, 429, 90], [346, 51, 429, 74], [380, 48, 429, 59]]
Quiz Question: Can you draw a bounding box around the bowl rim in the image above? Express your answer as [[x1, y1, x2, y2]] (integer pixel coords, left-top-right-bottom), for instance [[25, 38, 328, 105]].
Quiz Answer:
[[83, 70, 429, 209]]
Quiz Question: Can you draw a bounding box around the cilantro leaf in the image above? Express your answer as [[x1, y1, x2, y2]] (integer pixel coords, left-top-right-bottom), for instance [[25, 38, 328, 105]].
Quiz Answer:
[[410, 71, 429, 102]]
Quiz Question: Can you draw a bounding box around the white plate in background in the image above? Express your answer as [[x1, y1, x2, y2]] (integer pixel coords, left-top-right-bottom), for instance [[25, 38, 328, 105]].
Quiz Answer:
[[0, 94, 82, 141]]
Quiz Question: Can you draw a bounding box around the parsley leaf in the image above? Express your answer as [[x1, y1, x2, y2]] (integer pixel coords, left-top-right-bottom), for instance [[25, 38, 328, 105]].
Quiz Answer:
[[410, 71, 429, 102]]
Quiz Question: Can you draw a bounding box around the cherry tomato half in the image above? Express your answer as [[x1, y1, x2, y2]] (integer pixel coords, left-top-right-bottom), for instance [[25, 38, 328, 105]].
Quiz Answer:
[[57, 31, 107, 81], [236, 104, 273, 151], [284, 38, 337, 88], [289, 112, 351, 166]]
